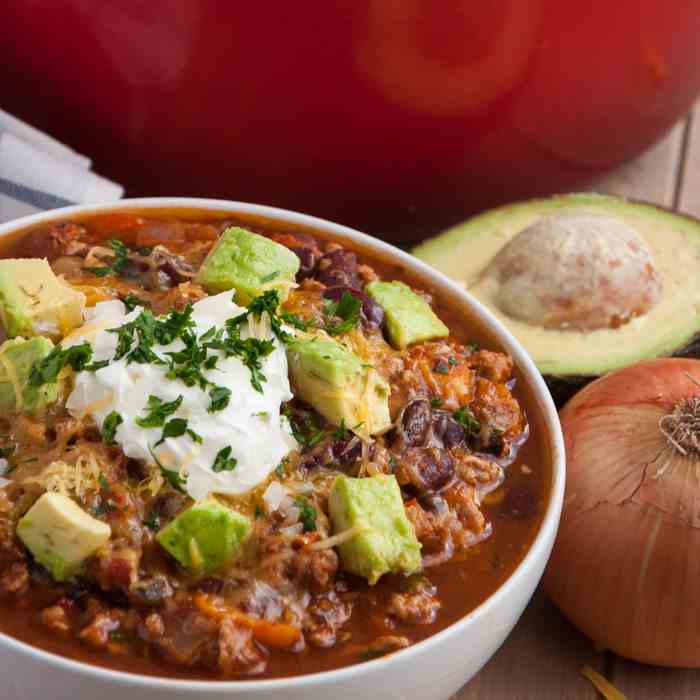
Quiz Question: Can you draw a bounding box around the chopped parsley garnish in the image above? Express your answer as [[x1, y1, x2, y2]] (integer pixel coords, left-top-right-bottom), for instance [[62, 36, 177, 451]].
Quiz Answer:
[[143, 512, 160, 530], [246, 290, 291, 343], [84, 359, 109, 372], [430, 397, 443, 408], [102, 411, 123, 445], [448, 357, 458, 366], [123, 293, 150, 312], [98, 473, 110, 493], [322, 291, 362, 336], [86, 239, 130, 277], [254, 504, 264, 519], [332, 419, 349, 441], [280, 312, 313, 331], [29, 342, 94, 386], [294, 497, 317, 532], [148, 445, 186, 493], [453, 406, 481, 437], [212, 446, 238, 473], [284, 408, 326, 450], [208, 385, 231, 413], [155, 418, 202, 447], [135, 395, 183, 428]]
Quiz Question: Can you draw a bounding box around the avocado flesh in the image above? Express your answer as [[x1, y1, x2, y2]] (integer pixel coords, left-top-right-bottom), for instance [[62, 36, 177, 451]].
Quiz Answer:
[[156, 499, 251, 573], [196, 226, 300, 304], [286, 336, 392, 437], [0, 336, 58, 413], [17, 492, 111, 582], [413, 193, 700, 383], [329, 474, 421, 585], [0, 258, 85, 339]]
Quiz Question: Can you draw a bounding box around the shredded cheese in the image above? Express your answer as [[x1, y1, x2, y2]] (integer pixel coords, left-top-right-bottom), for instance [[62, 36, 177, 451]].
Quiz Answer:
[[307, 525, 368, 551], [581, 666, 629, 700], [23, 454, 103, 500]]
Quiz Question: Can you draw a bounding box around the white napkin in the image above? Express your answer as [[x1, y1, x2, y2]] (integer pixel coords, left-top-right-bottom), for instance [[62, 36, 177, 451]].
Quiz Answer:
[[0, 109, 124, 223]]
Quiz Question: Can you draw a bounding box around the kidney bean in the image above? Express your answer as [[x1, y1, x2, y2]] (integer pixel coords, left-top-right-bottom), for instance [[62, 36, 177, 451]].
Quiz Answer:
[[397, 447, 454, 493], [399, 399, 433, 447], [317, 249, 361, 288], [332, 436, 363, 464], [322, 286, 385, 330]]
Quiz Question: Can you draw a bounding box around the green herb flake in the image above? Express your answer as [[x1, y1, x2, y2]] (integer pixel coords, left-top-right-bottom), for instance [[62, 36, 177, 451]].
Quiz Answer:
[[123, 293, 150, 313], [148, 445, 186, 493], [29, 342, 94, 387], [135, 395, 183, 429], [102, 411, 123, 445], [143, 512, 160, 531], [322, 291, 362, 336], [453, 406, 481, 437], [155, 418, 202, 447], [86, 239, 130, 277], [279, 312, 314, 331], [294, 497, 317, 532], [430, 397, 443, 408], [208, 386, 231, 413], [212, 446, 238, 473]]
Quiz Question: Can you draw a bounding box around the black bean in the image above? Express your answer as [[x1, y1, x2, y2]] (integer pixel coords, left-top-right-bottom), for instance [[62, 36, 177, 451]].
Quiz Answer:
[[323, 286, 385, 330], [333, 436, 363, 464], [400, 399, 433, 447], [431, 411, 465, 449], [292, 246, 319, 279], [317, 249, 360, 288], [412, 448, 454, 492]]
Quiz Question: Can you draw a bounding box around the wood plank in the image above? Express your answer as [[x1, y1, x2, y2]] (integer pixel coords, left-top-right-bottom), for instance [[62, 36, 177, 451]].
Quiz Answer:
[[611, 660, 700, 700], [678, 108, 700, 217], [454, 589, 603, 700], [584, 120, 686, 208]]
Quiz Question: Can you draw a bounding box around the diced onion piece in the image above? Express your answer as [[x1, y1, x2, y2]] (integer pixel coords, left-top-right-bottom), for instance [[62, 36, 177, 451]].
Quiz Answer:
[[262, 481, 289, 513], [279, 523, 303, 537], [0, 459, 9, 476]]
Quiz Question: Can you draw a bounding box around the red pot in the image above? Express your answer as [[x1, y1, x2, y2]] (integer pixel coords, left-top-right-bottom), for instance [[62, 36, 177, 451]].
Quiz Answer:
[[3, 1, 699, 242]]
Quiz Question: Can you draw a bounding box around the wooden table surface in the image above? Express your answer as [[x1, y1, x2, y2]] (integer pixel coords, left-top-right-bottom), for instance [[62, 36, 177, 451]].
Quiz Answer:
[[453, 104, 700, 700]]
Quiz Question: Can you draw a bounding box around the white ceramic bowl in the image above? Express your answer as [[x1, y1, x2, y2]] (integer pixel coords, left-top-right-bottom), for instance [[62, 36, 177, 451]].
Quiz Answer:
[[0, 199, 565, 700]]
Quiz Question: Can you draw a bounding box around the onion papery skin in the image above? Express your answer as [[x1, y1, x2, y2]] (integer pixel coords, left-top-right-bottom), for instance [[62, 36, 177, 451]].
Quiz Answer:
[[544, 358, 700, 667]]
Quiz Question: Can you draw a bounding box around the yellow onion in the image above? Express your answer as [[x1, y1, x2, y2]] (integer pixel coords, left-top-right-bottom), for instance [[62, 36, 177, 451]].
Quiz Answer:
[[544, 358, 700, 667]]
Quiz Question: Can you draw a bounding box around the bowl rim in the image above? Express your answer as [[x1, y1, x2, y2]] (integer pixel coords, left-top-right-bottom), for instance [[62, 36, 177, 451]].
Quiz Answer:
[[0, 197, 565, 692]]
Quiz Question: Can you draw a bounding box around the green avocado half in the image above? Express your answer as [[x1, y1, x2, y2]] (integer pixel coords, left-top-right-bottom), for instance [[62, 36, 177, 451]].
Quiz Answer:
[[413, 193, 700, 405]]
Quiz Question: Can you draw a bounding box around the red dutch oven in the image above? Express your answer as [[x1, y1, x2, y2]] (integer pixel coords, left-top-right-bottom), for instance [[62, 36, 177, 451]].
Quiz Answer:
[[2, 1, 699, 242]]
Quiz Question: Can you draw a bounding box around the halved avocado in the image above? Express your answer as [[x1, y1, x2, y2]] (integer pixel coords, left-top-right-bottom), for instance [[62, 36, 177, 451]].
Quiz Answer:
[[413, 193, 700, 405]]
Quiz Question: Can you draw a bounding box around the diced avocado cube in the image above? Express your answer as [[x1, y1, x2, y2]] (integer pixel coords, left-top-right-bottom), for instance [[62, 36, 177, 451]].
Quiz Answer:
[[366, 280, 449, 349], [16, 492, 111, 582], [329, 474, 421, 585], [287, 336, 391, 437], [196, 227, 300, 304], [156, 499, 251, 573], [0, 337, 58, 414], [0, 259, 85, 339]]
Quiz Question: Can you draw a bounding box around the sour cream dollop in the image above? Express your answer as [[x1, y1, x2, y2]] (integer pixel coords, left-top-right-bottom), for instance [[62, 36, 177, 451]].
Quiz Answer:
[[65, 293, 297, 499]]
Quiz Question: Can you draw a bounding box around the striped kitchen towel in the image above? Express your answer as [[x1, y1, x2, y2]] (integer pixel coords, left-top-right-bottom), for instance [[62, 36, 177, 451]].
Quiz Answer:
[[0, 109, 123, 223]]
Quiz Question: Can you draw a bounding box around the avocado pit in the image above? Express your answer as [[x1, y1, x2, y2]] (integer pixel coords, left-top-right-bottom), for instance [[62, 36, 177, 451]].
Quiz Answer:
[[485, 213, 662, 331]]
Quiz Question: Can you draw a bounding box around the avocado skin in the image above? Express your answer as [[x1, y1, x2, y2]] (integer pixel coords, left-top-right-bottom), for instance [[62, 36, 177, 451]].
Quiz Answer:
[[547, 332, 700, 408]]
